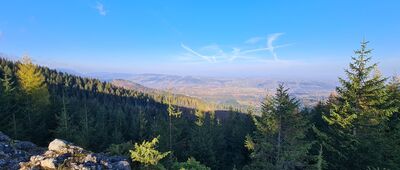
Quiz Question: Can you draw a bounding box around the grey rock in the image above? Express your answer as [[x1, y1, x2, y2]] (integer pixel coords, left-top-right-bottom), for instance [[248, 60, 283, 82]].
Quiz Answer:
[[14, 141, 36, 151], [0, 132, 11, 142], [114, 160, 131, 170], [48, 139, 68, 152], [0, 132, 45, 169], [19, 138, 131, 170], [40, 158, 56, 169], [0, 133, 131, 170]]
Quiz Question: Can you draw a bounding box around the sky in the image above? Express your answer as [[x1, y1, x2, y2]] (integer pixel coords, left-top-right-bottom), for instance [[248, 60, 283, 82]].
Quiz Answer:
[[0, 0, 399, 81]]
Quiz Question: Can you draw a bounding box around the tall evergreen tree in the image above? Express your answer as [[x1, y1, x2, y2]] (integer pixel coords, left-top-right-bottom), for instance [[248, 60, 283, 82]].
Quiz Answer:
[[323, 40, 394, 131], [323, 40, 397, 169], [0, 65, 19, 138], [188, 113, 217, 169], [16, 56, 50, 143], [54, 93, 75, 141], [245, 84, 310, 170], [166, 95, 182, 157], [383, 76, 400, 167], [76, 101, 95, 148], [387, 76, 400, 111]]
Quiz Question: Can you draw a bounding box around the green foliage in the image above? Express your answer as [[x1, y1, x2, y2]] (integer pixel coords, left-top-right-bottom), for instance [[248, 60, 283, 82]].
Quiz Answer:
[[194, 109, 205, 126], [54, 93, 75, 141], [321, 40, 398, 169], [172, 157, 211, 170], [107, 141, 134, 156], [0, 64, 19, 138], [247, 84, 311, 170], [0, 56, 255, 169], [167, 97, 182, 118], [323, 40, 394, 129], [130, 136, 171, 166], [17, 56, 49, 106], [16, 56, 50, 144], [2, 40, 399, 170], [244, 134, 254, 151]]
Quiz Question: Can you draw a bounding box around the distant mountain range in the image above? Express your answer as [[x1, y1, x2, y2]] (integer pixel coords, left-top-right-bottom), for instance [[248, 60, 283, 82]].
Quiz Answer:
[[95, 73, 336, 107]]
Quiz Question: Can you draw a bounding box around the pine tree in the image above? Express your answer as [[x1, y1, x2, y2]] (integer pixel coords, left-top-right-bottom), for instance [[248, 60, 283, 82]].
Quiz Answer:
[[76, 101, 95, 148], [383, 76, 400, 168], [166, 95, 181, 157], [0, 65, 19, 138], [387, 76, 400, 111], [130, 136, 170, 169], [188, 113, 217, 169], [54, 93, 74, 141], [323, 40, 394, 132], [246, 84, 310, 170], [323, 40, 397, 169]]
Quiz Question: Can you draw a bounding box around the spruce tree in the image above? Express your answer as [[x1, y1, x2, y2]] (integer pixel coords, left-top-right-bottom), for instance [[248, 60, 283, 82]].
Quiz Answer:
[[129, 136, 170, 169], [166, 95, 181, 157], [76, 101, 95, 148], [246, 84, 310, 170], [0, 65, 19, 138], [188, 113, 217, 169], [383, 76, 400, 168], [54, 93, 74, 141], [323, 40, 397, 169], [387, 76, 400, 111], [323, 40, 394, 131]]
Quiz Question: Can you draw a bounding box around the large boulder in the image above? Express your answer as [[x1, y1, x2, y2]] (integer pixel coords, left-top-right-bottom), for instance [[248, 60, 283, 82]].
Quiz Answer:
[[19, 139, 131, 170]]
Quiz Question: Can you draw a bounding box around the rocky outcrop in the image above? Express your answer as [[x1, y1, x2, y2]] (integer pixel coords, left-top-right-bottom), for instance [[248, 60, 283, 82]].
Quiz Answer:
[[0, 132, 44, 169], [0, 132, 131, 170]]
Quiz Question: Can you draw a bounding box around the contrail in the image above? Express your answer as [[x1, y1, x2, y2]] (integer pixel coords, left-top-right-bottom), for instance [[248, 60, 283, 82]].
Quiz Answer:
[[240, 44, 292, 55], [181, 43, 216, 63], [267, 33, 284, 61], [229, 48, 241, 61], [182, 33, 290, 62]]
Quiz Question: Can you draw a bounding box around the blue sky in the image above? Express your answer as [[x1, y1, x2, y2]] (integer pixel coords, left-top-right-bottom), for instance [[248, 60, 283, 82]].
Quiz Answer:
[[0, 0, 399, 81]]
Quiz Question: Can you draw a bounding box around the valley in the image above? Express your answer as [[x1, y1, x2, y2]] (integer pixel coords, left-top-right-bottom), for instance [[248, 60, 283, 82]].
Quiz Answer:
[[108, 74, 336, 108]]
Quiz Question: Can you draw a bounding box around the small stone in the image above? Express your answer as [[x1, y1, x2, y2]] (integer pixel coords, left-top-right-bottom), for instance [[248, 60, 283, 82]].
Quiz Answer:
[[113, 161, 131, 170], [84, 154, 97, 163], [30, 155, 45, 162], [40, 158, 56, 169]]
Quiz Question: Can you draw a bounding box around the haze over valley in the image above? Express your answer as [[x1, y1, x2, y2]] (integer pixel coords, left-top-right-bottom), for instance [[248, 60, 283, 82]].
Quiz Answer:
[[1, 1, 400, 170], [108, 73, 335, 107]]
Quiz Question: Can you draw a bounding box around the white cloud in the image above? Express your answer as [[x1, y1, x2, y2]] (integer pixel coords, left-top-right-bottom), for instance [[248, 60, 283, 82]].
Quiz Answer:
[[95, 2, 107, 16]]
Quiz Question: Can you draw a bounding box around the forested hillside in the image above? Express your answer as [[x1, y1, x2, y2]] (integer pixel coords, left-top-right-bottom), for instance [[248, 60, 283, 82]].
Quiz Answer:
[[1, 41, 400, 169], [0, 56, 254, 169]]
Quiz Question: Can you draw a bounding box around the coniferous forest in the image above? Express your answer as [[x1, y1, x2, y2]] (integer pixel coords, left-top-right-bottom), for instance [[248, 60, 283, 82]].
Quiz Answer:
[[1, 41, 400, 169]]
